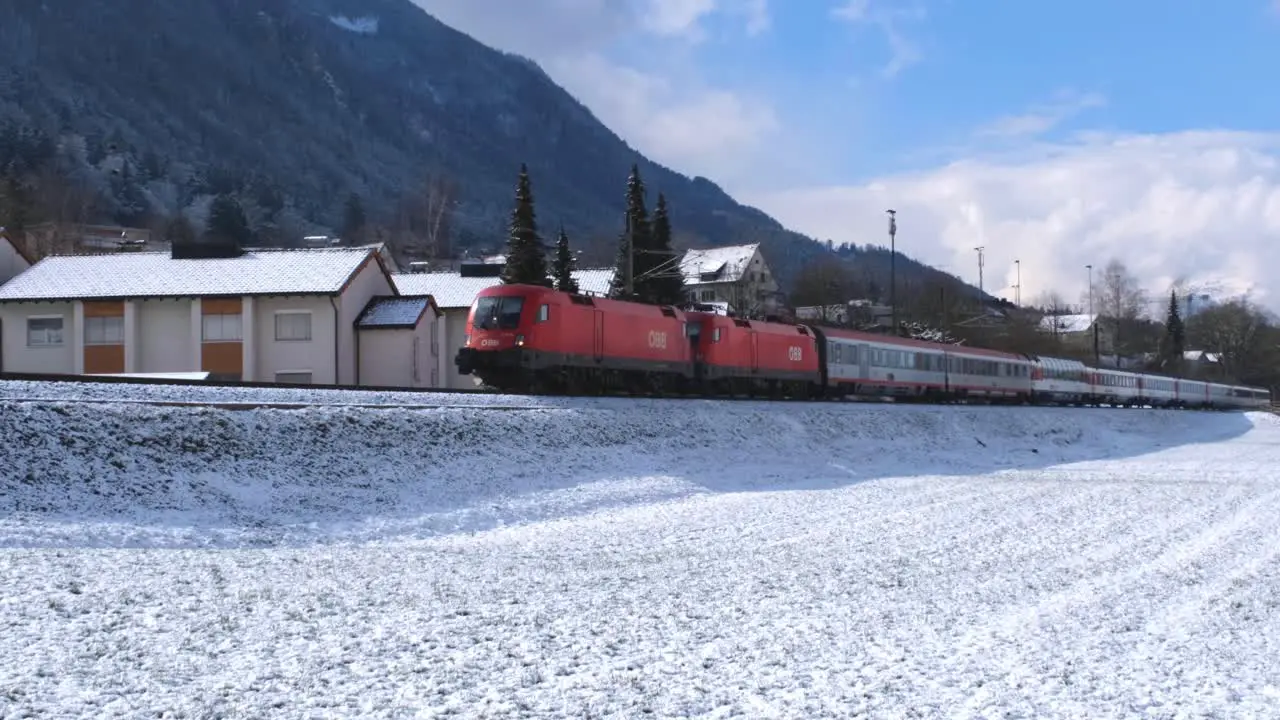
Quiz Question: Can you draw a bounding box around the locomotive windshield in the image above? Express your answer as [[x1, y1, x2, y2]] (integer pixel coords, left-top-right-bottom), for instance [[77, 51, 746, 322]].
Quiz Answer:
[[473, 295, 525, 330]]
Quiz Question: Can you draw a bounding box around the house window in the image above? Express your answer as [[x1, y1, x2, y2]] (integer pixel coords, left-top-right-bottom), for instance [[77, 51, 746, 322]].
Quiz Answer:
[[84, 316, 124, 345], [699, 290, 714, 301], [27, 317, 64, 347], [275, 311, 312, 341], [202, 313, 243, 342], [275, 371, 312, 384]]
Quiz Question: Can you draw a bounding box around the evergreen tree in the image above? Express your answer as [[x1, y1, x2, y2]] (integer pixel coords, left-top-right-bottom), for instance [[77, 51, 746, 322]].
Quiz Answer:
[[500, 164, 551, 286], [1163, 289, 1186, 367], [608, 164, 652, 301], [648, 192, 686, 305], [341, 192, 366, 245], [552, 226, 580, 293], [204, 194, 251, 247]]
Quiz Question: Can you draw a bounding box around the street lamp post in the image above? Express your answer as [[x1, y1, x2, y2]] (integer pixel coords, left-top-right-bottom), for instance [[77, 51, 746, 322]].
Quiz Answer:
[[1014, 259, 1021, 306], [974, 246, 985, 296], [887, 209, 897, 334]]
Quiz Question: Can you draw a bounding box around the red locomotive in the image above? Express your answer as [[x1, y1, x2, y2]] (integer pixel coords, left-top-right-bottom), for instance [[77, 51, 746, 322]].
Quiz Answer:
[[455, 284, 823, 397]]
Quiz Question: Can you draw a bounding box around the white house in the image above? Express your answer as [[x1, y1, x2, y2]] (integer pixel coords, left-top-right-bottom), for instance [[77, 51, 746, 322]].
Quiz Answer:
[[679, 243, 780, 316], [0, 244, 444, 386], [0, 230, 33, 286], [393, 263, 615, 389], [354, 295, 444, 388]]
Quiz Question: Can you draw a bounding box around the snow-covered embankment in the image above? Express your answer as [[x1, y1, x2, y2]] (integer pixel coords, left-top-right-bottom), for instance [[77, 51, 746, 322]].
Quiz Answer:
[[0, 392, 1254, 548]]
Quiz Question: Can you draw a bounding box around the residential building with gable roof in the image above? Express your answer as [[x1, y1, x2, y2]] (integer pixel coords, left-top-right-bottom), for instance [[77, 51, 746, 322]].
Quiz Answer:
[[0, 243, 445, 386], [679, 243, 780, 316], [392, 261, 615, 388]]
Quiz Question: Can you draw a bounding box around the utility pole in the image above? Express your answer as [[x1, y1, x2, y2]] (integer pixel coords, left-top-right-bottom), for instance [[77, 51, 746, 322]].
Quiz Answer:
[[1087, 263, 1099, 366], [973, 246, 985, 295], [1014, 259, 1021, 306], [887, 209, 897, 334]]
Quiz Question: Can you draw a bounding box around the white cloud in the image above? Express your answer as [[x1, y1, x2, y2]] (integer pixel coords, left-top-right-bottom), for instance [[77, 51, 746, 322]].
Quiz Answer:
[[642, 0, 719, 40], [831, 0, 928, 79], [976, 89, 1107, 139], [410, 0, 779, 186], [746, 131, 1280, 312]]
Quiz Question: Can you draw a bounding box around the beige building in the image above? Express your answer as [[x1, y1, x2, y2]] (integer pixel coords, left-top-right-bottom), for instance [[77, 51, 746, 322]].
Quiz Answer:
[[393, 263, 615, 389], [354, 295, 444, 388], [679, 243, 780, 316], [0, 244, 445, 386]]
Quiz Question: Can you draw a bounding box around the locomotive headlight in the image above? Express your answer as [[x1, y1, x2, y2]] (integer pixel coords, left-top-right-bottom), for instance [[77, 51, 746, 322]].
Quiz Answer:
[[516, 334, 525, 346], [464, 334, 471, 347]]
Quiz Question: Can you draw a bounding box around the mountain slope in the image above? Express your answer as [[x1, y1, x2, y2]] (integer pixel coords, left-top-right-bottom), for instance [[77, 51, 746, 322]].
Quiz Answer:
[[0, 0, 975, 298]]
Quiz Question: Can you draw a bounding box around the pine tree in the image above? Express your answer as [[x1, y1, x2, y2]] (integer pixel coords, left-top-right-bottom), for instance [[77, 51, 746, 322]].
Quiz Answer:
[[1163, 289, 1186, 367], [500, 164, 552, 287], [205, 194, 251, 247], [341, 192, 366, 245], [552, 226, 580, 294], [608, 164, 653, 301], [648, 192, 686, 306]]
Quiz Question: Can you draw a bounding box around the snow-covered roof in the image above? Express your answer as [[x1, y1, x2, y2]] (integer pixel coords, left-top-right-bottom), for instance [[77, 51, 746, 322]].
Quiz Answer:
[[391, 268, 616, 309], [1038, 313, 1095, 333], [1032, 356, 1088, 372], [0, 246, 385, 302], [680, 244, 759, 285], [356, 295, 440, 329], [1184, 350, 1221, 363]]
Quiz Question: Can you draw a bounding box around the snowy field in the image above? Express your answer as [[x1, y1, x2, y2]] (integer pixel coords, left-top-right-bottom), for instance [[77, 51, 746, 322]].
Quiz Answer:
[[2, 380, 1279, 718]]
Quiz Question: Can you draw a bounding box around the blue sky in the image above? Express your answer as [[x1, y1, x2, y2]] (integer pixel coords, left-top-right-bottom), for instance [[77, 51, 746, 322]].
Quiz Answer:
[[672, 0, 1280, 183], [414, 0, 1280, 310]]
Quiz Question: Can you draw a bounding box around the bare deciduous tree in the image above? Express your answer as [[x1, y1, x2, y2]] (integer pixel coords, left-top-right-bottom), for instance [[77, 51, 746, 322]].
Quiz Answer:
[[1082, 258, 1147, 356], [789, 255, 856, 324], [390, 173, 458, 262], [1186, 298, 1273, 383]]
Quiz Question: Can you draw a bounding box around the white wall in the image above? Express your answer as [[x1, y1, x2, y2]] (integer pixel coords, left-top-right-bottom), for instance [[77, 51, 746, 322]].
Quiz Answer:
[[357, 313, 442, 388], [252, 296, 338, 384], [442, 307, 479, 389], [136, 299, 194, 373], [0, 240, 29, 286], [0, 302, 77, 374], [337, 256, 396, 386]]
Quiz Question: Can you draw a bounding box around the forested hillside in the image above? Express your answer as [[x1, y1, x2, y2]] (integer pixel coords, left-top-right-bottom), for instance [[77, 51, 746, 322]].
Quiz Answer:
[[0, 0, 976, 299]]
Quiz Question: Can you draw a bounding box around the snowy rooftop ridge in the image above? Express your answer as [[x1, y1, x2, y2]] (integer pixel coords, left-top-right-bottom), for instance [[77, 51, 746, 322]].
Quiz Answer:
[[1039, 313, 1096, 333], [356, 296, 439, 328], [392, 268, 616, 309], [0, 246, 385, 301], [680, 243, 759, 285]]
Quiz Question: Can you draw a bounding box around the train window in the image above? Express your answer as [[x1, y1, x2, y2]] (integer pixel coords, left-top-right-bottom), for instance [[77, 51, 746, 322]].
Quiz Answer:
[[473, 295, 524, 330], [537, 304, 549, 323], [713, 328, 722, 343]]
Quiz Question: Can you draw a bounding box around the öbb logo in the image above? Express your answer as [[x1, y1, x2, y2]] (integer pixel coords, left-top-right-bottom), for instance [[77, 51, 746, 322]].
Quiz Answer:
[[648, 331, 668, 350]]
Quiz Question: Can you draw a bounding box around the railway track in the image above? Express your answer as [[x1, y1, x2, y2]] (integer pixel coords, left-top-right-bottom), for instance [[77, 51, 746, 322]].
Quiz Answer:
[[0, 397, 555, 412], [0, 372, 1264, 412]]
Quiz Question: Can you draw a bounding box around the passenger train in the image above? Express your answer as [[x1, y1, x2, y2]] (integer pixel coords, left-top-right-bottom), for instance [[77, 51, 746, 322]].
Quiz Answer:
[[454, 283, 1272, 410]]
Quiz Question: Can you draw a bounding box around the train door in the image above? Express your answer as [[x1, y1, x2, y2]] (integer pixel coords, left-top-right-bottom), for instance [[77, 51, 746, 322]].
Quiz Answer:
[[749, 331, 759, 372], [593, 310, 604, 362], [858, 344, 870, 381]]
